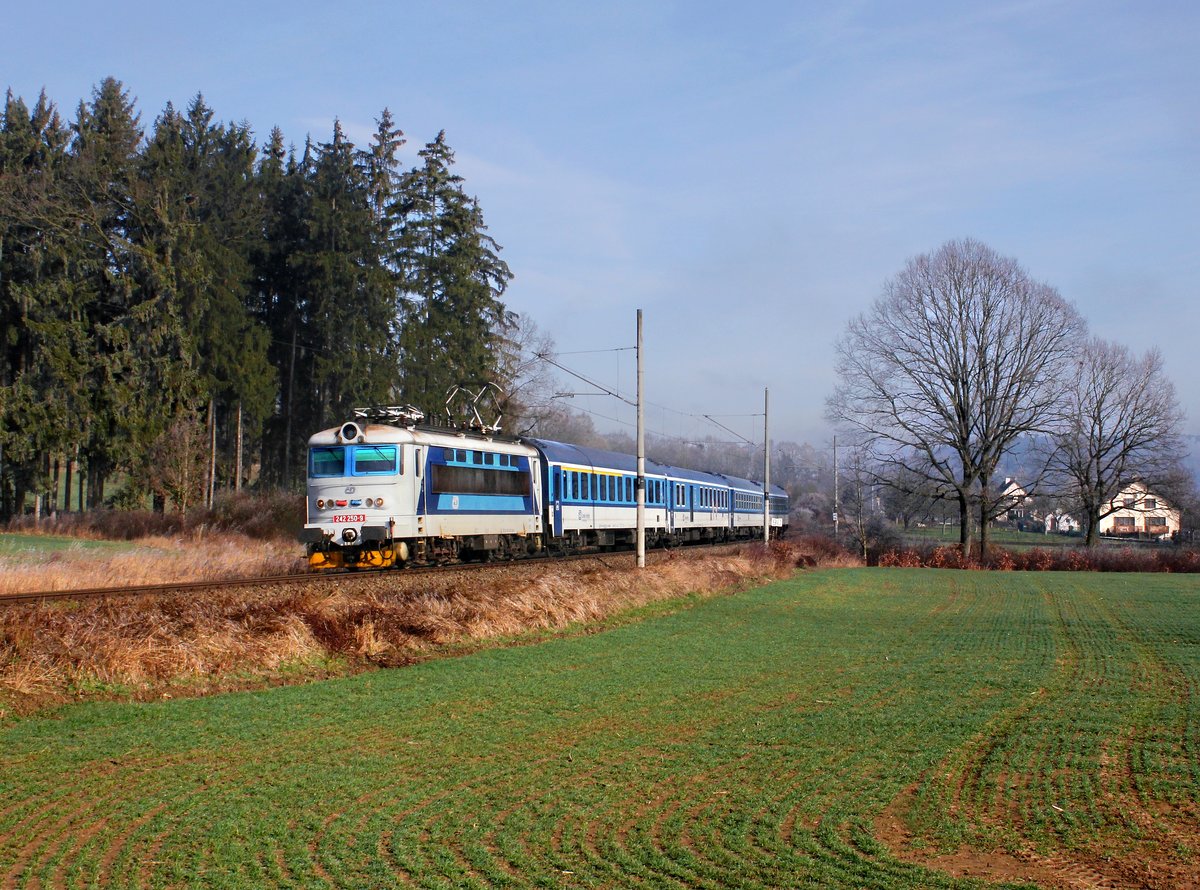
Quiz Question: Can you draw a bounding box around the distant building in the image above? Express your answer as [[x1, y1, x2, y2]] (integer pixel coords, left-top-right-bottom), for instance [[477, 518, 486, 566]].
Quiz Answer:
[[1097, 483, 1181, 539], [1000, 478, 1032, 523], [1044, 510, 1080, 534]]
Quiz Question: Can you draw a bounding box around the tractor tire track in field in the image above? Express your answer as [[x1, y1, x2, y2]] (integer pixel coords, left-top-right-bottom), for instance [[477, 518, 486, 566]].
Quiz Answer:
[[875, 578, 1200, 890], [0, 745, 246, 890], [1, 762, 155, 889]]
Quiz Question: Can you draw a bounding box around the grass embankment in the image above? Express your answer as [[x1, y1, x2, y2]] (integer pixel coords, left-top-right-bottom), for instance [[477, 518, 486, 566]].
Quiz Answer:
[[0, 493, 305, 594], [0, 532, 301, 595], [0, 540, 835, 712], [2, 569, 1197, 888]]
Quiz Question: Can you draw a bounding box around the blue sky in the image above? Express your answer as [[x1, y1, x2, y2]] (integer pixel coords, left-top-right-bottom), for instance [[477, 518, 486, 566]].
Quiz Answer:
[[6, 0, 1198, 446]]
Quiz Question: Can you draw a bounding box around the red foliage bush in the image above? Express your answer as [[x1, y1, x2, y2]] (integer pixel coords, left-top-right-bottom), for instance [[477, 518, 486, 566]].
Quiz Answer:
[[878, 549, 922, 568], [870, 540, 1198, 573]]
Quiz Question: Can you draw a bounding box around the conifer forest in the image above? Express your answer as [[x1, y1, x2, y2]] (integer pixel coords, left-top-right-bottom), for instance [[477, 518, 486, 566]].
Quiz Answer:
[[0, 78, 516, 517]]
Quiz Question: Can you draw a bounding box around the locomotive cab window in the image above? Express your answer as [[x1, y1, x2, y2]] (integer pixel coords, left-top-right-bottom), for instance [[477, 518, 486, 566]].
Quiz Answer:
[[352, 445, 399, 475], [309, 447, 345, 478]]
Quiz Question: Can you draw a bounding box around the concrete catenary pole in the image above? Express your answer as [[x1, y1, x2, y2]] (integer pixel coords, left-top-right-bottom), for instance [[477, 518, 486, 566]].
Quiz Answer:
[[763, 387, 770, 545], [636, 309, 646, 568], [833, 434, 839, 541]]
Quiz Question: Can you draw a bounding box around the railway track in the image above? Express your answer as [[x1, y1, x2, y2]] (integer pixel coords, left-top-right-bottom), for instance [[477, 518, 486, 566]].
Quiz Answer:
[[0, 571, 324, 606], [0, 542, 744, 607]]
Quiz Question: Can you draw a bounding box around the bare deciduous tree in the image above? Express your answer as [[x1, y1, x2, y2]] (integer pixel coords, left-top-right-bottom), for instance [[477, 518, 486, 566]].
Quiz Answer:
[[493, 313, 560, 435], [1054, 338, 1185, 546], [145, 414, 208, 514], [876, 456, 943, 529], [828, 239, 1084, 560]]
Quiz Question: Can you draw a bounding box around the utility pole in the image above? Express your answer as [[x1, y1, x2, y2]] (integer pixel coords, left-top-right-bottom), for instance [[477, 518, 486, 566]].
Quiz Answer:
[[833, 434, 839, 541], [636, 309, 646, 568], [762, 387, 770, 545]]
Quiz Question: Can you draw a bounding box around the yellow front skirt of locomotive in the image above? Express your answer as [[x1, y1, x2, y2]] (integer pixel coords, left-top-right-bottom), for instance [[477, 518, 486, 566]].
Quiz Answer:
[[308, 541, 408, 570]]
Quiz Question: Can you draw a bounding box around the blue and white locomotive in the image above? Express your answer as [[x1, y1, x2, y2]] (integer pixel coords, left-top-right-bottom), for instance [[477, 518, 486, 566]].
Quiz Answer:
[[300, 407, 789, 570]]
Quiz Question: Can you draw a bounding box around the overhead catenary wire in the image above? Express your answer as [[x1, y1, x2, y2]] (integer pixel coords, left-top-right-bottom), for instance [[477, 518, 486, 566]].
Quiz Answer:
[[531, 349, 766, 447], [556, 400, 752, 450]]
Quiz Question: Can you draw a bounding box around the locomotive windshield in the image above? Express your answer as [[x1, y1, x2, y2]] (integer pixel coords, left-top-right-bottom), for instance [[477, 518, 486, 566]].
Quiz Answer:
[[309, 447, 345, 478], [352, 446, 399, 474], [308, 445, 400, 478]]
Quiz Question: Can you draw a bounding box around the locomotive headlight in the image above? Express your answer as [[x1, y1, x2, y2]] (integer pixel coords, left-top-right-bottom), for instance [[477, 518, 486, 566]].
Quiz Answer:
[[316, 499, 325, 509], [373, 497, 385, 508]]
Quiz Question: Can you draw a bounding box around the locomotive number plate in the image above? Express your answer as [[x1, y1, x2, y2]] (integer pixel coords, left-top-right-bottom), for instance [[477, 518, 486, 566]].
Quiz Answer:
[[332, 514, 366, 523]]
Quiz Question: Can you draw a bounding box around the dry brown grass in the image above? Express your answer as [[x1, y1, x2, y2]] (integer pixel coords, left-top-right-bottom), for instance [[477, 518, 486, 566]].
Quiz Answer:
[[0, 538, 851, 714], [0, 534, 304, 594]]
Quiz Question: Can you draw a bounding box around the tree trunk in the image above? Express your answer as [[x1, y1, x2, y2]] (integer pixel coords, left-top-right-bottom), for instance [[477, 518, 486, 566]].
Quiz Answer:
[[207, 398, 217, 509], [1085, 506, 1100, 547], [979, 506, 990, 562], [284, 327, 296, 490], [88, 466, 105, 510], [51, 456, 60, 518], [235, 402, 243, 492], [958, 490, 972, 561], [978, 475, 990, 562], [63, 449, 73, 514]]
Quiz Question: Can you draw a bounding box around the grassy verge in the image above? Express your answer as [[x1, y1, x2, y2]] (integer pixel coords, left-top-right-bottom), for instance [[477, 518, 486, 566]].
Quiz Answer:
[[0, 533, 303, 596], [1, 569, 1196, 888], [0, 540, 830, 713], [0, 533, 136, 555], [901, 526, 1079, 549]]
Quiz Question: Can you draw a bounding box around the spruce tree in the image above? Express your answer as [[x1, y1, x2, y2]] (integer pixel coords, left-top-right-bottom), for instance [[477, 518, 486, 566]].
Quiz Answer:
[[253, 128, 310, 485], [390, 131, 513, 420], [0, 90, 75, 515], [133, 96, 275, 501], [66, 77, 148, 507], [289, 121, 395, 439]]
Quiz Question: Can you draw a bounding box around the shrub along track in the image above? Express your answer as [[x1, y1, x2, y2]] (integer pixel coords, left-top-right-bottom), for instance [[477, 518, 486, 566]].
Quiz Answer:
[[1, 568, 1197, 888]]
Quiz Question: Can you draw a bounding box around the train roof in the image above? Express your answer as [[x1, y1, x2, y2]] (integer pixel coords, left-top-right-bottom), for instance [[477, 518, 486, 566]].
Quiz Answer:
[[526, 439, 649, 474], [717, 473, 789, 498], [527, 438, 786, 496], [306, 427, 787, 499], [309, 422, 536, 453]]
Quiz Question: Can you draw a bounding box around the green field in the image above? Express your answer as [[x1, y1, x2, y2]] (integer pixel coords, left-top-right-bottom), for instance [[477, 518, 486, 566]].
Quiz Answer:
[[1, 569, 1198, 888], [898, 526, 1081, 550], [0, 533, 135, 556]]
